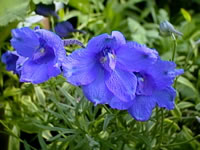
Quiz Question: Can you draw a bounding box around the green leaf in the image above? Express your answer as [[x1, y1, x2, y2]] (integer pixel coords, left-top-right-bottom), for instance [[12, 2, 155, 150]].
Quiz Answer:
[[23, 140, 31, 150], [68, 0, 90, 13], [164, 119, 180, 130], [171, 104, 182, 119], [38, 133, 47, 150], [8, 126, 20, 150], [32, 0, 53, 4], [103, 114, 114, 131], [177, 76, 198, 96], [181, 8, 192, 22], [177, 101, 194, 109], [195, 103, 200, 111], [0, 0, 30, 26], [34, 86, 46, 106], [127, 18, 147, 43]]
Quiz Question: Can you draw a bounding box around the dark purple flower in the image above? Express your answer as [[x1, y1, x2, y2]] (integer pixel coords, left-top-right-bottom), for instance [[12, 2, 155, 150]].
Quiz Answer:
[[1, 51, 26, 74], [62, 31, 158, 110], [55, 21, 74, 38], [10, 27, 66, 84], [35, 3, 58, 18], [55, 21, 86, 38]]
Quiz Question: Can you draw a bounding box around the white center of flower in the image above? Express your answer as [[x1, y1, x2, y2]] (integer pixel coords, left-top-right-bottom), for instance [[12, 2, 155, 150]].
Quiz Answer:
[[40, 48, 45, 53]]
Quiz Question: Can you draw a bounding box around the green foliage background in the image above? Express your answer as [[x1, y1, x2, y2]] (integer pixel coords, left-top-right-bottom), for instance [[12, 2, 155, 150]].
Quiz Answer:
[[0, 0, 200, 150]]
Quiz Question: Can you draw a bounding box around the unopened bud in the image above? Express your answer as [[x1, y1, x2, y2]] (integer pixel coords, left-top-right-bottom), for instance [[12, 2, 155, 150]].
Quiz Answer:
[[160, 21, 183, 36]]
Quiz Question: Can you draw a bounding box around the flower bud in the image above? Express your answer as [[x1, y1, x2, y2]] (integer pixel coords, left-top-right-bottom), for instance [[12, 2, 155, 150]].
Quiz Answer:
[[160, 21, 183, 36]]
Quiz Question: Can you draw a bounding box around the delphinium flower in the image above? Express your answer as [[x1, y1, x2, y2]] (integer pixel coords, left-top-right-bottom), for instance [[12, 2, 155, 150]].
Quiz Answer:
[[35, 3, 58, 18], [62, 31, 158, 110], [63, 31, 183, 121], [127, 47, 184, 121], [55, 21, 86, 38], [1, 51, 26, 75], [10, 27, 66, 84]]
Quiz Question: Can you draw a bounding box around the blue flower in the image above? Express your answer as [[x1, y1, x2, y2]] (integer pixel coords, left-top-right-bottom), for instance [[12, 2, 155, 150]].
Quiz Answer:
[[1, 51, 26, 74], [63, 31, 158, 110], [127, 54, 184, 121], [10, 27, 66, 84]]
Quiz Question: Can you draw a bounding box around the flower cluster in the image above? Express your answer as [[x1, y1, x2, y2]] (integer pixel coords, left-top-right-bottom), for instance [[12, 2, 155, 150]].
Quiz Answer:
[[2, 27, 66, 84], [62, 31, 183, 121], [2, 28, 183, 121]]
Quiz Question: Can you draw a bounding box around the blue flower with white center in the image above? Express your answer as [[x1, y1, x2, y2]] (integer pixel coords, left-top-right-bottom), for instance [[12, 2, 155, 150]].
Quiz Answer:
[[10, 27, 66, 84], [62, 31, 158, 110]]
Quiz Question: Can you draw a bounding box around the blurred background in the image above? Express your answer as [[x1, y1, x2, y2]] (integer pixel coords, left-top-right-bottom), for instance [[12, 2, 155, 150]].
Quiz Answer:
[[0, 0, 200, 150]]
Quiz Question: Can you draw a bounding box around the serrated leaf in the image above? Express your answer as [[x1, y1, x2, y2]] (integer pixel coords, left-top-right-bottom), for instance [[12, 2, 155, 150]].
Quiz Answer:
[[0, 0, 30, 26], [181, 8, 191, 22]]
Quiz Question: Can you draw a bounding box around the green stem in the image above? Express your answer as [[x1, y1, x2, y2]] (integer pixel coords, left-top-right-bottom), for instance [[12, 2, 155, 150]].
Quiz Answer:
[[50, 16, 55, 33], [171, 33, 177, 62], [103, 105, 112, 114], [158, 109, 164, 148]]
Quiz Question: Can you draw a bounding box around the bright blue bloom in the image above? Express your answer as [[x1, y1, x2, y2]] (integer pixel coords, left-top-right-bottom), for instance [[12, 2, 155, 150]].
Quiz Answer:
[[1, 51, 26, 74], [63, 31, 183, 121], [10, 27, 66, 84], [128, 56, 184, 121], [63, 31, 158, 110]]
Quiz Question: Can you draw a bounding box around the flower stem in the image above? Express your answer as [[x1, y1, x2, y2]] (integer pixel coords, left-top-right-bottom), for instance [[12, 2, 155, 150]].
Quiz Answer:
[[161, 135, 200, 147], [103, 105, 112, 114], [50, 16, 55, 33], [171, 33, 177, 61], [158, 109, 164, 148], [63, 39, 85, 48]]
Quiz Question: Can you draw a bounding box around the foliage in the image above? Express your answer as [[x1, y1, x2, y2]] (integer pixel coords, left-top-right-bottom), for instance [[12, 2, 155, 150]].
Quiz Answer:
[[0, 0, 200, 150]]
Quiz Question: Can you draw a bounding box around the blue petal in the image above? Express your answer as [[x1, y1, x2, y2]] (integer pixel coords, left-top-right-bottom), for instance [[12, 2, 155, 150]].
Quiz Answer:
[[153, 87, 176, 110], [82, 69, 113, 105], [36, 29, 66, 65], [128, 96, 156, 121], [55, 21, 74, 38], [111, 31, 126, 45], [47, 61, 61, 77], [87, 33, 117, 54], [135, 73, 156, 96], [148, 59, 184, 89], [11, 27, 40, 58], [1, 51, 19, 73], [62, 48, 99, 86], [105, 68, 137, 102], [20, 60, 60, 84], [108, 96, 133, 110], [116, 42, 158, 72], [101, 52, 116, 72]]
